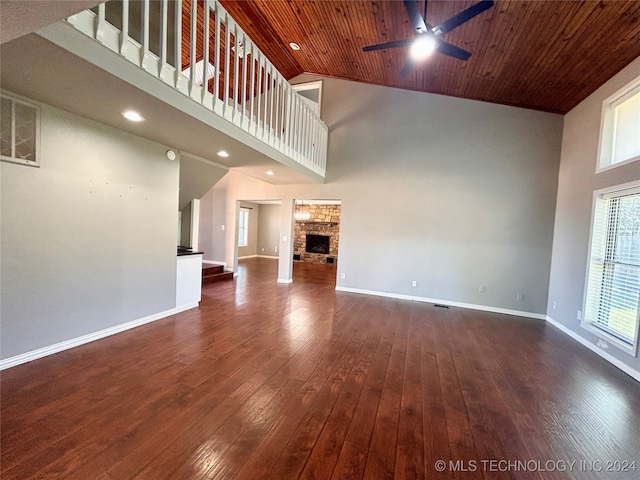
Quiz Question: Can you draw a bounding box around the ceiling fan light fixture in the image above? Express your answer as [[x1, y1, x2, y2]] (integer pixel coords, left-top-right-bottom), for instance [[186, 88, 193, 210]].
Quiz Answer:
[[410, 34, 437, 62]]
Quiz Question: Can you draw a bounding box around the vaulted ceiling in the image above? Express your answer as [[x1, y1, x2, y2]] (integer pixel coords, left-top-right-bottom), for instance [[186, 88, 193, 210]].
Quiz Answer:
[[219, 0, 640, 114]]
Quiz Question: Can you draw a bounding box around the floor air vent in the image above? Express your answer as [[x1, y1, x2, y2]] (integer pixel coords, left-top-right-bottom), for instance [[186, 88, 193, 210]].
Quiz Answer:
[[434, 304, 450, 309]]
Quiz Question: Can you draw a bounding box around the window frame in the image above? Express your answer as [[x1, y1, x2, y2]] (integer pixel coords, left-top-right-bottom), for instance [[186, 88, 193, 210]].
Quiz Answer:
[[292, 80, 323, 116], [238, 208, 249, 247], [582, 181, 640, 356], [596, 76, 640, 174], [0, 90, 41, 168]]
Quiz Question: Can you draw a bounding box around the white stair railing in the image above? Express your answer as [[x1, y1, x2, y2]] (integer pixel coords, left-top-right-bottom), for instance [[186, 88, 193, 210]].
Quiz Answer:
[[66, 0, 328, 177]]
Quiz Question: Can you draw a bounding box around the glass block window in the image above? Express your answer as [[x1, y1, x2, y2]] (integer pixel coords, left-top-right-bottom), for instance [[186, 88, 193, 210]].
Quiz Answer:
[[0, 92, 41, 167]]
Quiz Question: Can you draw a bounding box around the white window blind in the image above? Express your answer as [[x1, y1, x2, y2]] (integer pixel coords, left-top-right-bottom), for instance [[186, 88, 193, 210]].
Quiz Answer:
[[238, 209, 249, 247], [584, 186, 640, 350]]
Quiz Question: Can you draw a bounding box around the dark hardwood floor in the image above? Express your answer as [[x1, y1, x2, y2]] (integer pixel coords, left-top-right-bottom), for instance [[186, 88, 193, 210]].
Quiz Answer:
[[2, 257, 639, 479]]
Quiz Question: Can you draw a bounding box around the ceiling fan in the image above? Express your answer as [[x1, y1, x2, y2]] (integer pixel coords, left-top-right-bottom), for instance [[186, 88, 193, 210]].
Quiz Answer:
[[363, 0, 494, 75]]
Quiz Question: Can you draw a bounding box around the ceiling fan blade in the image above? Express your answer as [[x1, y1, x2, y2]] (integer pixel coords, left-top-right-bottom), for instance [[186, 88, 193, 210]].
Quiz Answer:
[[363, 38, 414, 52], [400, 58, 414, 76], [403, 0, 428, 33], [431, 0, 494, 36], [436, 40, 472, 61]]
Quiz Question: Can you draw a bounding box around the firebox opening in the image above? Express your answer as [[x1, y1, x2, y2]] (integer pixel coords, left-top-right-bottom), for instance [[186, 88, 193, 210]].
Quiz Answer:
[[306, 234, 330, 254]]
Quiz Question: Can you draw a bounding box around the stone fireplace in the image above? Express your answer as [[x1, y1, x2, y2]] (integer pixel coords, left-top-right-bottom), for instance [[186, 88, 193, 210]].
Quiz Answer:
[[294, 203, 340, 265]]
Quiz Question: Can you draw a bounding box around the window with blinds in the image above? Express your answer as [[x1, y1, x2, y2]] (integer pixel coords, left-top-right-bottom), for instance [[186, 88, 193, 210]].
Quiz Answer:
[[598, 77, 640, 172], [584, 184, 640, 354], [0, 92, 40, 167]]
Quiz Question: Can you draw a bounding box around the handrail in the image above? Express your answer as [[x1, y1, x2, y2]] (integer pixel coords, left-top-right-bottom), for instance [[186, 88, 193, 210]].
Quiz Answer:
[[66, 0, 327, 177]]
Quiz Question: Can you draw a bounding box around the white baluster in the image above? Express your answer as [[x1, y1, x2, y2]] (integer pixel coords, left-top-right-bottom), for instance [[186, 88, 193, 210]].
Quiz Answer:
[[140, 0, 150, 70], [95, 3, 106, 42], [213, 1, 221, 113], [120, 0, 129, 55], [189, 0, 199, 100]]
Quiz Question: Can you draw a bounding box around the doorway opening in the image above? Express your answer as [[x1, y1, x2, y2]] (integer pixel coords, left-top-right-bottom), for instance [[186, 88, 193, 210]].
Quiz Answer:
[[234, 200, 282, 283], [293, 199, 341, 285]]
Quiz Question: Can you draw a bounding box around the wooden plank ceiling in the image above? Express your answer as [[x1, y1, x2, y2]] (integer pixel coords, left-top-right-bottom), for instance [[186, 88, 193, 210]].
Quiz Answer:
[[216, 0, 640, 114]]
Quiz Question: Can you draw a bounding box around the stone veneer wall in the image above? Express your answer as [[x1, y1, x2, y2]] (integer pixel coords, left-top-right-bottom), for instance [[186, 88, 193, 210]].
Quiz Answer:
[[294, 204, 340, 265]]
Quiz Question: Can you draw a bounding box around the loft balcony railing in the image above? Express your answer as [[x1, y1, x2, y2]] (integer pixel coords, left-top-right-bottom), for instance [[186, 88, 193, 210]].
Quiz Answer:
[[65, 0, 327, 177]]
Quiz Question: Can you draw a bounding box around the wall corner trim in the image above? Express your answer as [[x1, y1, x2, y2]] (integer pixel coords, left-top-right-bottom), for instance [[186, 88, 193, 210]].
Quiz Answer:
[[334, 286, 546, 320], [277, 278, 293, 284], [545, 316, 640, 383], [0, 302, 200, 370]]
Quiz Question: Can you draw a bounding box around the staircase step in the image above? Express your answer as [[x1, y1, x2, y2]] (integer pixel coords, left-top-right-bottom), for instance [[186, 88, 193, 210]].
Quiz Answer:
[[202, 264, 234, 285], [202, 271, 234, 284], [202, 264, 224, 275]]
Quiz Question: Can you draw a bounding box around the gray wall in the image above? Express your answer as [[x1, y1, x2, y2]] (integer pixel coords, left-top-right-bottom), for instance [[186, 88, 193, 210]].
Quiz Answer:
[[180, 201, 192, 247], [1, 102, 179, 359], [238, 202, 259, 258], [257, 204, 281, 257], [178, 155, 227, 211], [200, 75, 563, 314], [547, 56, 640, 372]]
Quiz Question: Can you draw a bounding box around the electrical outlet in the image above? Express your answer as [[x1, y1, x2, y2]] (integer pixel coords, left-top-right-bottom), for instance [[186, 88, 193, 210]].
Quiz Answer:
[[261, 248, 265, 252], [275, 246, 278, 253], [577, 310, 582, 320], [552, 301, 557, 309], [479, 285, 486, 293], [282, 236, 287, 242], [341, 273, 346, 279], [517, 293, 524, 301], [412, 280, 417, 287], [221, 224, 225, 230]]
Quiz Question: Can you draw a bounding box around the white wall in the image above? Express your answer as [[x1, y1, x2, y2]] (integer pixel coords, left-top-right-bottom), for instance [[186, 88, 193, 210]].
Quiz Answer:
[[1, 101, 179, 359], [200, 75, 563, 315], [547, 56, 640, 374]]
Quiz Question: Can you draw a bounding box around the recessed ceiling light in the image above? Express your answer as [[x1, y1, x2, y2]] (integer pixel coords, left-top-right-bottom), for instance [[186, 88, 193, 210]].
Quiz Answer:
[[289, 42, 301, 51], [122, 110, 144, 122], [217, 150, 229, 158], [265, 170, 275, 176]]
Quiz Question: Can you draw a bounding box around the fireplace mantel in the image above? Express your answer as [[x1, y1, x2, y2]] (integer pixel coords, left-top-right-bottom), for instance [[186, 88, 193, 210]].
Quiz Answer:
[[295, 221, 338, 226]]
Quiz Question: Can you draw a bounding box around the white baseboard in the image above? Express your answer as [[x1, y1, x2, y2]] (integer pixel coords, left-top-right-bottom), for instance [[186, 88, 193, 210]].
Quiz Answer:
[[277, 278, 293, 284], [256, 255, 278, 259], [334, 286, 546, 320], [0, 302, 199, 370], [238, 255, 258, 260], [546, 316, 640, 383]]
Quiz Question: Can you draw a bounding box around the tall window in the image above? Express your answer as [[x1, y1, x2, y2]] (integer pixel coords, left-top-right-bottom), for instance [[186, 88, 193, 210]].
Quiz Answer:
[[238, 209, 249, 247], [584, 183, 640, 355], [598, 77, 640, 172]]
